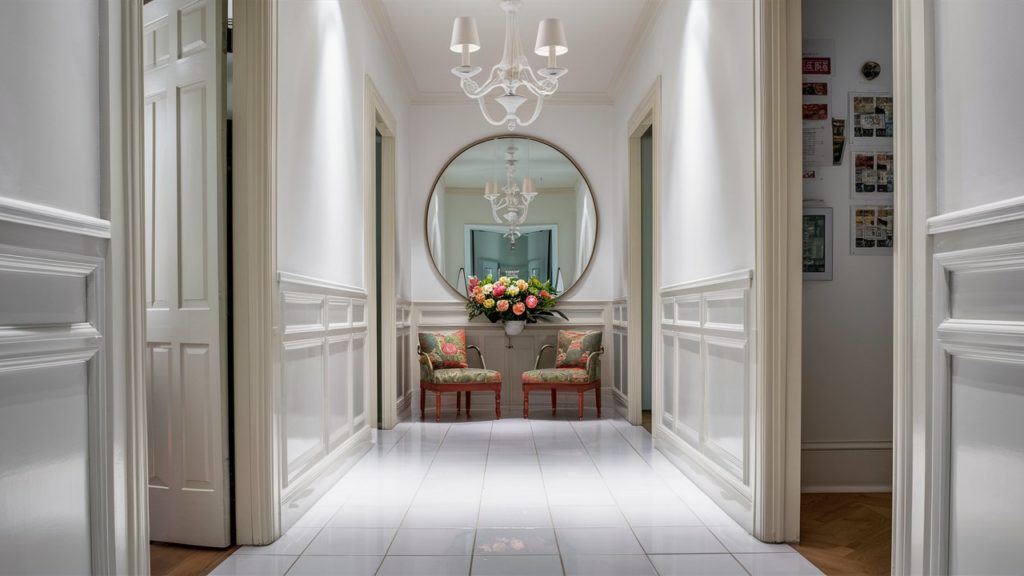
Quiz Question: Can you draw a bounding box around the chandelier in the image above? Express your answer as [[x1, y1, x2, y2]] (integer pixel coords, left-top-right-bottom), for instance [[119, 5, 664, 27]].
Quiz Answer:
[[450, 0, 568, 131], [484, 142, 536, 246]]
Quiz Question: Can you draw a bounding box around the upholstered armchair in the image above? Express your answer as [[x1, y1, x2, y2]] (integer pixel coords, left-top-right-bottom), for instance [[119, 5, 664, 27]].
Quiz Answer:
[[418, 329, 502, 422], [521, 329, 604, 420]]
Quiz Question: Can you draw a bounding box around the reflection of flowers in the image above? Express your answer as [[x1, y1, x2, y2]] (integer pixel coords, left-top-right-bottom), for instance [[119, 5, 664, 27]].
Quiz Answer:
[[477, 537, 527, 553]]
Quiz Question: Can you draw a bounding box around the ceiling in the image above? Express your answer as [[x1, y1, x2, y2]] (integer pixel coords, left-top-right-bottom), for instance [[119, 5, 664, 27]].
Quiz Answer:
[[371, 0, 661, 102]]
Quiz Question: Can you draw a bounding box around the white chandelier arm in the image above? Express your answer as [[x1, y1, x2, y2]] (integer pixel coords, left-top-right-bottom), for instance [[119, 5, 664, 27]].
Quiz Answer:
[[490, 195, 510, 224], [460, 64, 507, 100], [477, 97, 512, 127], [515, 94, 546, 127], [519, 67, 559, 97]]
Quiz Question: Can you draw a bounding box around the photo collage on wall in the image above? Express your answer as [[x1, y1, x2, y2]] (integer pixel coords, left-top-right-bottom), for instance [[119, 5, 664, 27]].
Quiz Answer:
[[849, 92, 894, 253]]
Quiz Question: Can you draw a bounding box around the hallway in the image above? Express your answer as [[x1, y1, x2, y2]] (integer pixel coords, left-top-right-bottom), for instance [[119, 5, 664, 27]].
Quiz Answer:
[[211, 416, 821, 576]]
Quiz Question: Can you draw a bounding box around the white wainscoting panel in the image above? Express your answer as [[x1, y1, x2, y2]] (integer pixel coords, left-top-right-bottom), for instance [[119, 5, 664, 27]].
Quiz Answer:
[[410, 300, 615, 414], [932, 238, 1024, 575], [0, 242, 105, 574], [655, 270, 754, 526], [396, 302, 412, 417], [612, 300, 628, 415], [278, 272, 371, 530]]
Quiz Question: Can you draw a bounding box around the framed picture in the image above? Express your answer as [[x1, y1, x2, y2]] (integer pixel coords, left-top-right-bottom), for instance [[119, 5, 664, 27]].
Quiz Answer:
[[851, 205, 894, 255], [803, 207, 833, 280], [849, 92, 893, 145], [851, 150, 894, 202]]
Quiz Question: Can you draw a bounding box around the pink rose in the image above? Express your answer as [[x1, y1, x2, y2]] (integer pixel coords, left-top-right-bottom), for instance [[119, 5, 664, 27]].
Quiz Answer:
[[493, 284, 506, 297], [441, 343, 458, 356], [496, 300, 510, 312], [512, 302, 526, 316], [469, 276, 479, 289], [525, 295, 538, 309]]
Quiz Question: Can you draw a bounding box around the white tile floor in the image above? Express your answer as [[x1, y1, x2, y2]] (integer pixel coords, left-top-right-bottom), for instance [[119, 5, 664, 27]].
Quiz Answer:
[[214, 415, 822, 576]]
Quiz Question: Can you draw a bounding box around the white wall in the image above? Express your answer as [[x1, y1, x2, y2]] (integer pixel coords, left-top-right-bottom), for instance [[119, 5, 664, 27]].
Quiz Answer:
[[611, 0, 757, 529], [275, 0, 411, 528], [0, 1, 104, 573], [408, 103, 617, 302], [614, 0, 756, 291], [801, 0, 893, 492], [277, 0, 409, 291]]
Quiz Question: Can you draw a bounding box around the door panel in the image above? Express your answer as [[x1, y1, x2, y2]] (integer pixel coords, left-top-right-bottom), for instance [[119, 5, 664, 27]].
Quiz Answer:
[[144, 0, 229, 547]]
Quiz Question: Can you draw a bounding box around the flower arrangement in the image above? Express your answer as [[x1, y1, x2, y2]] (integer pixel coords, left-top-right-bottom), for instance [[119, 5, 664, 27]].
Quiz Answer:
[[466, 275, 568, 324]]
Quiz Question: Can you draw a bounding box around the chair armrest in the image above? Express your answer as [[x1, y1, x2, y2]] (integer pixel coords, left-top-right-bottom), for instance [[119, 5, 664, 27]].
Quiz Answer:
[[416, 345, 435, 379], [586, 348, 605, 381], [534, 344, 555, 370], [467, 345, 487, 370]]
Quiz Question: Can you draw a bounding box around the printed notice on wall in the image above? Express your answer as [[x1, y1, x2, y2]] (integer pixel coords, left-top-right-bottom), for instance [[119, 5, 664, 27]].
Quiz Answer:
[[802, 39, 836, 175]]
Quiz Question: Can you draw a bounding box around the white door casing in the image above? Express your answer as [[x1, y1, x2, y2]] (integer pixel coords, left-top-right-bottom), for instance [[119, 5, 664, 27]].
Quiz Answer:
[[143, 0, 230, 547]]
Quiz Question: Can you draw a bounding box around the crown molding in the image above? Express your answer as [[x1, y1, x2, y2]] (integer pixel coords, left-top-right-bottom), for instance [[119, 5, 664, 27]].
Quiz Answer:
[[411, 91, 614, 106], [609, 0, 663, 98], [361, 0, 417, 102]]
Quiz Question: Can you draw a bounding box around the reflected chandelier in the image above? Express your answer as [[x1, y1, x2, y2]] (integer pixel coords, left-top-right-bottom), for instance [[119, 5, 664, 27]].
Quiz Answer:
[[450, 0, 568, 131], [485, 142, 536, 246]]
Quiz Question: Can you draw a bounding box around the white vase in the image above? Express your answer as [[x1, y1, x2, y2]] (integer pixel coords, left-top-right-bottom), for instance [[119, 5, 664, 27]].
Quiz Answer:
[[504, 320, 526, 336]]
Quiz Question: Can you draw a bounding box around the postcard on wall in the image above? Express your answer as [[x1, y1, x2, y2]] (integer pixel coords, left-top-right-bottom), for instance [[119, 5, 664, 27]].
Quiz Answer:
[[803, 207, 833, 280], [802, 40, 835, 171], [832, 119, 846, 165], [852, 151, 894, 202], [802, 39, 835, 76], [851, 205, 894, 255], [850, 92, 893, 144]]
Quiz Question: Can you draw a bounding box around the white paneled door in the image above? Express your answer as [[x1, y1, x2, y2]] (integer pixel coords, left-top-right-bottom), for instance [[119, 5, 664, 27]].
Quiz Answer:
[[143, 0, 230, 547]]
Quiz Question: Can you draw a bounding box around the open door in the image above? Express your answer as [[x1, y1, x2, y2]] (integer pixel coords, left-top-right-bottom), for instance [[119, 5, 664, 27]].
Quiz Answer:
[[143, 0, 231, 547]]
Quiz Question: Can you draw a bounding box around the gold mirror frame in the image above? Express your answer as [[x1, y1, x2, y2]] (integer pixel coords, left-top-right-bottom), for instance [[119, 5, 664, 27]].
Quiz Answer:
[[424, 134, 600, 301]]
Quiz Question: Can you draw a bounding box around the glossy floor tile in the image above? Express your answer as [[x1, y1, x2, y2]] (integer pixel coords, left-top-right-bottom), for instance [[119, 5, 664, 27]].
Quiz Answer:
[[215, 417, 821, 575]]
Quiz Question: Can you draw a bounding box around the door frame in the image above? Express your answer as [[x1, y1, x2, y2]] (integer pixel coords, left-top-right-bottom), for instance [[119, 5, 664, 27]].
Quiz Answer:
[[228, 0, 281, 546], [751, 0, 802, 543], [364, 77, 398, 430], [102, 0, 151, 571], [626, 77, 662, 427]]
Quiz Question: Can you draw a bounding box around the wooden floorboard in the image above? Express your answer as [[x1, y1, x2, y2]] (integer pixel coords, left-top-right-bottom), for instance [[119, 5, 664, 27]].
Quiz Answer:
[[793, 493, 892, 575], [151, 542, 238, 576]]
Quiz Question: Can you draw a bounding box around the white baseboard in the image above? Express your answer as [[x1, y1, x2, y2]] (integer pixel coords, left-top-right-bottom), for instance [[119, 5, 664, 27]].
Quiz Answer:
[[280, 427, 372, 531], [801, 441, 893, 493]]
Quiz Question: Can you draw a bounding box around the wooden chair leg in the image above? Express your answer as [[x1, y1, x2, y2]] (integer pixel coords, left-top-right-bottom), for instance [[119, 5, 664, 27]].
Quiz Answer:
[[456, 391, 462, 415], [523, 389, 529, 419], [466, 391, 472, 416], [495, 389, 501, 420], [577, 391, 584, 420], [420, 387, 426, 420], [595, 385, 602, 418], [551, 389, 557, 415], [435, 391, 442, 423]]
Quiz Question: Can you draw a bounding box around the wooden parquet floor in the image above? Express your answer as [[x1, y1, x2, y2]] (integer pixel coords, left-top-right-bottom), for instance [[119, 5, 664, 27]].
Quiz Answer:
[[151, 542, 238, 576], [793, 493, 893, 575]]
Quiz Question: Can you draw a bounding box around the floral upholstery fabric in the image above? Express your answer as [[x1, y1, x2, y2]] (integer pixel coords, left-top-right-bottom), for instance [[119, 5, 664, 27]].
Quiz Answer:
[[427, 368, 502, 385], [521, 367, 593, 384], [418, 330, 469, 368], [555, 330, 603, 369]]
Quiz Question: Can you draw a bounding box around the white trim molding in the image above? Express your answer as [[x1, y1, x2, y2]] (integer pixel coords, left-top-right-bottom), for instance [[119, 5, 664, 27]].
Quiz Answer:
[[752, 0, 802, 544], [0, 196, 112, 239], [626, 76, 662, 428], [801, 440, 894, 493], [232, 0, 281, 546], [926, 196, 1024, 235]]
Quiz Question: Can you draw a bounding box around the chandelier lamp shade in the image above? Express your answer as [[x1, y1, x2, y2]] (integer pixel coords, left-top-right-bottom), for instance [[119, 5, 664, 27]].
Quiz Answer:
[[450, 0, 568, 130], [485, 143, 537, 245]]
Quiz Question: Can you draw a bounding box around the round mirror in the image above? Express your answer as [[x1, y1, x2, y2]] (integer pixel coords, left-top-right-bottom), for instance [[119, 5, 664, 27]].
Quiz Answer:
[[426, 136, 598, 298]]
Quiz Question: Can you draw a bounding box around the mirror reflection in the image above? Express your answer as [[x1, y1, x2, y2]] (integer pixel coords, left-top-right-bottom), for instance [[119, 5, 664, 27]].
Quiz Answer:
[[427, 137, 598, 296]]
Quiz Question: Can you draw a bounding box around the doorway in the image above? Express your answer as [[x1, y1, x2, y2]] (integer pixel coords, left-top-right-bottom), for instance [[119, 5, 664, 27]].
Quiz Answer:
[[795, 0, 894, 572], [143, 0, 235, 565], [640, 126, 654, 432]]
